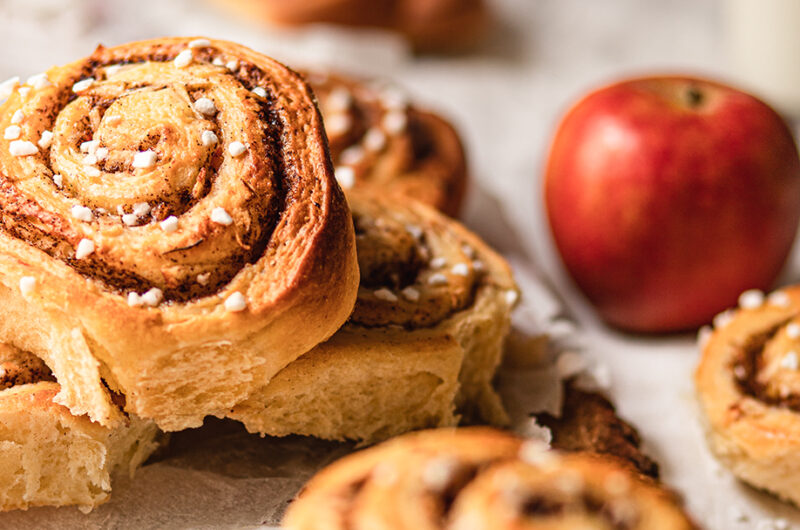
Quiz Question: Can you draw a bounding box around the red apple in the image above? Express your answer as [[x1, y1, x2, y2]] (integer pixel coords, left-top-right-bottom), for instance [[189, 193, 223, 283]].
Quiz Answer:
[[544, 76, 800, 332]]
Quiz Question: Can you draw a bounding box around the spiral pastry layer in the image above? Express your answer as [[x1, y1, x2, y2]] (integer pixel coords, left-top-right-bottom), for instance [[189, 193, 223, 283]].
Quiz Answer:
[[306, 70, 468, 217], [0, 37, 359, 430], [696, 286, 800, 506], [283, 427, 696, 529], [229, 189, 517, 443], [0, 344, 160, 511], [210, 0, 489, 53]]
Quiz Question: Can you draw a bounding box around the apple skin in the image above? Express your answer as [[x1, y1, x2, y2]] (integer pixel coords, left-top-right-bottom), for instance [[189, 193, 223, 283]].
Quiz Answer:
[[544, 76, 800, 332]]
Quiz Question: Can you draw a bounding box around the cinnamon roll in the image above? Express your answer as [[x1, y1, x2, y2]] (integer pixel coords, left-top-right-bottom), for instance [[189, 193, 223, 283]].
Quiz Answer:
[[283, 427, 697, 529], [0, 37, 359, 431], [307, 70, 468, 217], [0, 344, 160, 511], [228, 189, 517, 443], [696, 286, 800, 506], [211, 0, 489, 53]]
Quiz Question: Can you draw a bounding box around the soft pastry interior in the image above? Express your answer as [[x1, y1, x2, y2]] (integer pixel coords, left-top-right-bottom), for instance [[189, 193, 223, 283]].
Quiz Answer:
[[228, 189, 518, 443], [0, 344, 160, 512]]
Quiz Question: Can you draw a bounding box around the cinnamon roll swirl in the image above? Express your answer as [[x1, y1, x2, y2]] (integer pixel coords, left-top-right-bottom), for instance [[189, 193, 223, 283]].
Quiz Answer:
[[0, 37, 359, 430], [283, 428, 697, 529], [0, 344, 160, 511], [228, 189, 517, 443], [307, 70, 468, 217], [696, 286, 800, 506]]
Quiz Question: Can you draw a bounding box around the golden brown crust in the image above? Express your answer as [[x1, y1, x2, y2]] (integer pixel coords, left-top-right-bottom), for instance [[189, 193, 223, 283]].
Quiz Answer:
[[306, 70, 468, 217], [536, 383, 660, 479], [283, 427, 697, 529], [0, 37, 359, 430], [696, 286, 800, 506], [212, 0, 489, 53], [228, 189, 517, 442]]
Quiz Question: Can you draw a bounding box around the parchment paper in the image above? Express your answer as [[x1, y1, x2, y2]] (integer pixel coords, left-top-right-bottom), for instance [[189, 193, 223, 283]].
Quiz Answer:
[[3, 0, 800, 528]]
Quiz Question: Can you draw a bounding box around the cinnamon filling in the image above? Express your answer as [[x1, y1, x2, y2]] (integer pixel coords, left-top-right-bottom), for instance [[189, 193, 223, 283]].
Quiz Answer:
[[0, 345, 55, 390]]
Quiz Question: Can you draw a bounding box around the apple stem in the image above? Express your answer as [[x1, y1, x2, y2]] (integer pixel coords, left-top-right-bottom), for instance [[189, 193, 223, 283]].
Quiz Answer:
[[686, 86, 704, 107]]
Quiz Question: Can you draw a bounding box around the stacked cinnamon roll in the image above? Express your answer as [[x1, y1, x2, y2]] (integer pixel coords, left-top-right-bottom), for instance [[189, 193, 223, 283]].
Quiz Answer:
[[0, 36, 524, 512]]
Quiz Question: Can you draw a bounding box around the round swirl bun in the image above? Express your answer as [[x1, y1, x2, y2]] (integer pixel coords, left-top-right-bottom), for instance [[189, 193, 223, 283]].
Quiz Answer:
[[307, 70, 468, 217], [283, 428, 696, 529], [696, 286, 800, 506], [229, 189, 516, 443], [211, 0, 489, 53], [0, 37, 358, 430], [0, 344, 160, 511]]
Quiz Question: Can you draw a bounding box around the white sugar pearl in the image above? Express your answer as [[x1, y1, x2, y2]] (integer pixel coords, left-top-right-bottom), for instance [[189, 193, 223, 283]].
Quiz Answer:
[[401, 286, 420, 302], [52, 174, 63, 188], [160, 215, 179, 232], [122, 213, 138, 226], [325, 114, 351, 136], [9, 140, 37, 156], [75, 238, 95, 259], [224, 291, 247, 312], [713, 309, 735, 330], [374, 288, 398, 302], [228, 141, 247, 157], [26, 73, 51, 89], [405, 224, 423, 239], [0, 76, 20, 99], [72, 77, 94, 93], [429, 257, 447, 269], [17, 87, 30, 99], [226, 60, 238, 72], [739, 289, 764, 310], [363, 128, 386, 151], [37, 130, 53, 149], [380, 87, 408, 110], [334, 166, 355, 189], [428, 273, 448, 286], [201, 130, 218, 146], [340, 146, 365, 165], [133, 202, 151, 217], [451, 263, 469, 276], [174, 49, 193, 68], [105, 64, 123, 77], [781, 351, 799, 370], [327, 88, 352, 112], [71, 204, 93, 222], [210, 207, 233, 226], [188, 38, 211, 48], [80, 140, 99, 154], [141, 288, 163, 307], [4, 125, 20, 140], [212, 57, 225, 67], [505, 290, 519, 306], [787, 323, 800, 339], [19, 276, 35, 296], [10, 110, 24, 124], [194, 97, 217, 116], [132, 150, 157, 169], [94, 147, 108, 161], [768, 290, 791, 307], [197, 272, 211, 285], [127, 292, 142, 307], [382, 110, 407, 134], [251, 87, 267, 98]]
